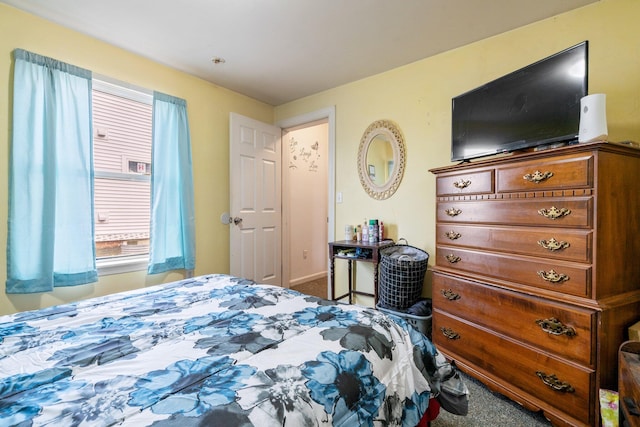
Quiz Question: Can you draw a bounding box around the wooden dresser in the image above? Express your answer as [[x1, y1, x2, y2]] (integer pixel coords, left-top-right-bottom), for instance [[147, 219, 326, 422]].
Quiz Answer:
[[429, 141, 640, 426]]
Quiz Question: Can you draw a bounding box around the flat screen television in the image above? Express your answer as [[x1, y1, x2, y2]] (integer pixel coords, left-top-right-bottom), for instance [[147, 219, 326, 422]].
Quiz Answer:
[[451, 41, 588, 162]]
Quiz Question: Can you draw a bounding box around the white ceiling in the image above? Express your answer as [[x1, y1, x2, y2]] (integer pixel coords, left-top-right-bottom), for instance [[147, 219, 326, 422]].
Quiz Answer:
[[2, 0, 598, 106]]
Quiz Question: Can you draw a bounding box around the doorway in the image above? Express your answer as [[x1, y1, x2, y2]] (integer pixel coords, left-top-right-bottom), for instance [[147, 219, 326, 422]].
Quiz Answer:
[[277, 107, 336, 297], [283, 120, 328, 289]]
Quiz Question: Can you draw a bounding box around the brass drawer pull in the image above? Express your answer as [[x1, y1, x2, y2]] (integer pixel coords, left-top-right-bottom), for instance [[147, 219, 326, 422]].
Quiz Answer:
[[538, 206, 571, 220], [536, 371, 575, 393], [441, 289, 461, 301], [440, 327, 461, 340], [537, 269, 569, 283], [523, 170, 554, 183], [445, 207, 462, 217], [537, 238, 570, 251], [445, 254, 461, 263], [445, 230, 462, 240], [453, 179, 471, 189], [535, 317, 576, 337]]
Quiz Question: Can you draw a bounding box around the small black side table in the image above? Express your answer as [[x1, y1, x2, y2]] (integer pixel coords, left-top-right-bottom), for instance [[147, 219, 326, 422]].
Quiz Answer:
[[328, 239, 394, 304]]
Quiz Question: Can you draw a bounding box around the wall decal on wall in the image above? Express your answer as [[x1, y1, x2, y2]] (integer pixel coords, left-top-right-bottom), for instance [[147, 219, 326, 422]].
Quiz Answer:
[[289, 136, 321, 172]]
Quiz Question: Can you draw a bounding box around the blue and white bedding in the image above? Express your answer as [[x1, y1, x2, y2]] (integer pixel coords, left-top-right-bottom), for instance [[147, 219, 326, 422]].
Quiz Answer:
[[0, 274, 448, 426]]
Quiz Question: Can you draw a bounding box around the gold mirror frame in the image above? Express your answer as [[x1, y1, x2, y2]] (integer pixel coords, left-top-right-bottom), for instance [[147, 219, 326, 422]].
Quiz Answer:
[[357, 119, 406, 200]]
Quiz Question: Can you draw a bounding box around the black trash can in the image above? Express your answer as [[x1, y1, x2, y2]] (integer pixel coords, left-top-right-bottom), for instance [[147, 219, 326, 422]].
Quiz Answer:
[[378, 242, 429, 310]]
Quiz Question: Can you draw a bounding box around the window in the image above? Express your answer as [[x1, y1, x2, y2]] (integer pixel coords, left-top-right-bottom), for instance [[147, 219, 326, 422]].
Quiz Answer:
[[92, 78, 153, 270], [8, 49, 195, 293]]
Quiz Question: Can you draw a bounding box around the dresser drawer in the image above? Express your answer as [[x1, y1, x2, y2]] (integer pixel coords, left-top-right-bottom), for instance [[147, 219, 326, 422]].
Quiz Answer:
[[433, 272, 595, 365], [436, 224, 591, 263], [436, 169, 494, 196], [437, 197, 592, 228], [436, 246, 591, 297], [496, 152, 593, 193], [433, 311, 594, 425]]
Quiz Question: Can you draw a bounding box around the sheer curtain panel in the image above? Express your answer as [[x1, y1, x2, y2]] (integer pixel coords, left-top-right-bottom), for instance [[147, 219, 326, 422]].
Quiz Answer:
[[148, 92, 196, 274], [6, 49, 97, 293]]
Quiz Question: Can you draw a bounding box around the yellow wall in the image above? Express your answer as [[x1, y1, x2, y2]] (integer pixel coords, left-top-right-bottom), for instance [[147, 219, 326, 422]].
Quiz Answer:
[[2, 0, 639, 314], [274, 0, 640, 305], [0, 4, 273, 315]]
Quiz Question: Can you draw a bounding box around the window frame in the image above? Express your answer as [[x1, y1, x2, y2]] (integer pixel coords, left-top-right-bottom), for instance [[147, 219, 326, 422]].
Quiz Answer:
[[92, 76, 153, 276]]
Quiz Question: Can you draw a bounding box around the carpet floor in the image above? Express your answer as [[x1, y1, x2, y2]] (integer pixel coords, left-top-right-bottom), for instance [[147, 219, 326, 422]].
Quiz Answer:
[[432, 372, 552, 426], [290, 277, 328, 299]]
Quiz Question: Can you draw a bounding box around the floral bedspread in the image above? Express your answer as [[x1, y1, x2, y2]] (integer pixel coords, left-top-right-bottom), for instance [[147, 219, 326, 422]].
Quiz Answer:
[[0, 274, 447, 426]]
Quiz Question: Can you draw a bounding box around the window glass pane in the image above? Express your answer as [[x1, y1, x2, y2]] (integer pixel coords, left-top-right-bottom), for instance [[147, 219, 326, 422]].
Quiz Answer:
[[93, 80, 152, 260]]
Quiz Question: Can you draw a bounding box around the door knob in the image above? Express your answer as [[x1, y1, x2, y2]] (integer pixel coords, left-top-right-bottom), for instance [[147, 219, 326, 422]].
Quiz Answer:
[[220, 212, 242, 225]]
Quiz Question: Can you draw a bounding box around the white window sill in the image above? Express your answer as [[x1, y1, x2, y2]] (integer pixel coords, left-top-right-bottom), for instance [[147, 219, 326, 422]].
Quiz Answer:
[[97, 255, 148, 276]]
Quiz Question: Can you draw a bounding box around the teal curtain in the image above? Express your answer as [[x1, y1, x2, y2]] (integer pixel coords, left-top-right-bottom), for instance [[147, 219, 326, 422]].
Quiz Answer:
[[148, 92, 195, 274], [6, 49, 97, 293]]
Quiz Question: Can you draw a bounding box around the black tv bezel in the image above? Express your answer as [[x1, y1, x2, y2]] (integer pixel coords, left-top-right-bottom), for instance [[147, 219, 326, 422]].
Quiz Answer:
[[450, 41, 589, 162]]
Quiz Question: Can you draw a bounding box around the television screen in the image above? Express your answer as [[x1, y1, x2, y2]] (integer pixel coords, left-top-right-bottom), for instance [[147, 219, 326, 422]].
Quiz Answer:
[[451, 41, 588, 162]]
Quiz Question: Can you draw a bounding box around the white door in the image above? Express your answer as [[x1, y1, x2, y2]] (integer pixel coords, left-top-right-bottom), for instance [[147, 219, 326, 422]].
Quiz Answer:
[[229, 113, 282, 286]]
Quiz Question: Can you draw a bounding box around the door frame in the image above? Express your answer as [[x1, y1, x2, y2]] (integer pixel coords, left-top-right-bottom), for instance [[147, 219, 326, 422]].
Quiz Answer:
[[276, 106, 336, 296]]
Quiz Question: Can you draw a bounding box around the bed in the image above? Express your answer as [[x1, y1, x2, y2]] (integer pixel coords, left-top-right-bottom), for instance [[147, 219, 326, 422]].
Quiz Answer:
[[1, 274, 454, 426]]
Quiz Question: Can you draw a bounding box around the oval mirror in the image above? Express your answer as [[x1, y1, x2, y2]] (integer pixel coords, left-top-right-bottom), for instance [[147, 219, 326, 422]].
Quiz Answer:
[[357, 119, 406, 200]]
